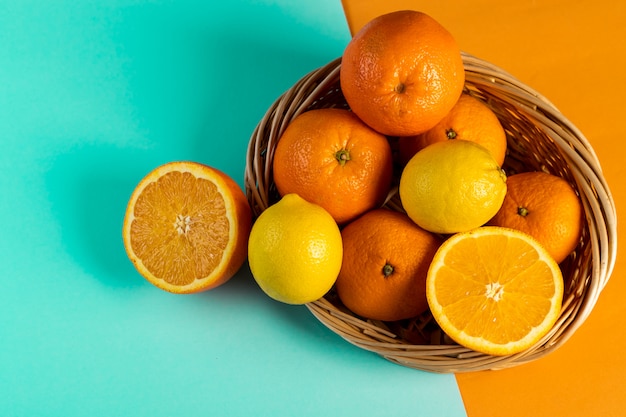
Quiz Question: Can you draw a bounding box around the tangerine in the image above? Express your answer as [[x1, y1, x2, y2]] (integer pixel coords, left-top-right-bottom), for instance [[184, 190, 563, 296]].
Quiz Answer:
[[272, 108, 393, 224], [398, 94, 507, 166], [488, 171, 583, 263], [340, 10, 465, 136], [335, 209, 442, 321]]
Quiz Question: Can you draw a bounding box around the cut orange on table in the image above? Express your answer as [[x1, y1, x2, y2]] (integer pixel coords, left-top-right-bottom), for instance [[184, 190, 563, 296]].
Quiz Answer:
[[426, 226, 564, 356], [122, 161, 252, 294]]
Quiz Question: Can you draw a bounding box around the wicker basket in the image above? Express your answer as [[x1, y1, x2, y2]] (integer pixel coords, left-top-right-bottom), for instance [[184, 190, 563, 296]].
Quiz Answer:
[[245, 53, 617, 373]]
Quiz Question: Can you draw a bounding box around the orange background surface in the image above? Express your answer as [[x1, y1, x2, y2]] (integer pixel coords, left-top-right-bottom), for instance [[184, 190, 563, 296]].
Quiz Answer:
[[341, 1, 624, 416]]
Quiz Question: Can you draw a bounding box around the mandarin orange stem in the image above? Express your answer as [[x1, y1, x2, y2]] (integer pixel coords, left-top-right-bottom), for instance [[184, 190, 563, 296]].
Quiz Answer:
[[335, 149, 351, 166], [382, 263, 394, 277]]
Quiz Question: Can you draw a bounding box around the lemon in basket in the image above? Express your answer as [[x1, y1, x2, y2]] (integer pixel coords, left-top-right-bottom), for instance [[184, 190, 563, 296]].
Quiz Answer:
[[399, 140, 507, 234], [248, 194, 343, 304]]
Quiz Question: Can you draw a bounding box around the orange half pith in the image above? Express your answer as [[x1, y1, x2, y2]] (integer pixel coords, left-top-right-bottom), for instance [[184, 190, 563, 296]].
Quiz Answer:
[[426, 226, 564, 356], [122, 161, 251, 294]]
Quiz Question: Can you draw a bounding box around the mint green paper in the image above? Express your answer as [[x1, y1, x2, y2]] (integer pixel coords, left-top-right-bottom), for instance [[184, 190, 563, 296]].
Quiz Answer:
[[0, 1, 467, 416]]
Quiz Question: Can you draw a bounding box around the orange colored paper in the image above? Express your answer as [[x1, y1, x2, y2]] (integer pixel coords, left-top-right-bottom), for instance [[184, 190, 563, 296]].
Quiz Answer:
[[341, 1, 626, 416]]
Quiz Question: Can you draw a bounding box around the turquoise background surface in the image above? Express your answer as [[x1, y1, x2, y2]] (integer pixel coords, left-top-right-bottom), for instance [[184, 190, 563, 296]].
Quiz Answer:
[[1, 1, 467, 415]]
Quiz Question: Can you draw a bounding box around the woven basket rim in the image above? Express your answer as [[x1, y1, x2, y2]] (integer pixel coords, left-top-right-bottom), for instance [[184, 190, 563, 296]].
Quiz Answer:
[[245, 52, 618, 373]]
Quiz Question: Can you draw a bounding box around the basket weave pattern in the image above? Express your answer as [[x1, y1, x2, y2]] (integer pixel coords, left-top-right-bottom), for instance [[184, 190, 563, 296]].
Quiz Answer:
[[245, 53, 617, 373]]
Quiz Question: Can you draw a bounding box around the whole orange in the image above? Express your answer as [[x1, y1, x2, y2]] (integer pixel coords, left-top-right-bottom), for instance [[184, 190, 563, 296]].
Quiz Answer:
[[340, 10, 465, 136], [335, 209, 442, 321], [272, 108, 393, 225], [398, 94, 507, 166], [487, 171, 583, 264]]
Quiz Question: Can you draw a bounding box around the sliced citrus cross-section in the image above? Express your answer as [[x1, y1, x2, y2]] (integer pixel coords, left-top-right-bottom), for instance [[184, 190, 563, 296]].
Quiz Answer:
[[426, 226, 564, 356], [123, 161, 252, 294]]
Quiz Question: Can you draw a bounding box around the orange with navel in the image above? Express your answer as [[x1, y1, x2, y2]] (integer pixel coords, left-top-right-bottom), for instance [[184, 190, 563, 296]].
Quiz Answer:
[[398, 93, 507, 166], [272, 108, 393, 225], [335, 209, 442, 321], [488, 171, 583, 263], [340, 10, 465, 136], [122, 161, 252, 294]]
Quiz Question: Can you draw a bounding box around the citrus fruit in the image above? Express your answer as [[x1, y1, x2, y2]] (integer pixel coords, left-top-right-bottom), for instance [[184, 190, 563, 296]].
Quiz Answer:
[[335, 209, 442, 321], [399, 140, 507, 234], [426, 226, 564, 356], [398, 94, 507, 166], [272, 108, 393, 224], [340, 10, 465, 136], [247, 194, 343, 305], [488, 171, 583, 263], [122, 161, 252, 294]]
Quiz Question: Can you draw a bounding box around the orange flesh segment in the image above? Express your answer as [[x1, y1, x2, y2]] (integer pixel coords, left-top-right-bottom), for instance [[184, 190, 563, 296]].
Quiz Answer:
[[428, 227, 563, 355], [129, 171, 230, 286]]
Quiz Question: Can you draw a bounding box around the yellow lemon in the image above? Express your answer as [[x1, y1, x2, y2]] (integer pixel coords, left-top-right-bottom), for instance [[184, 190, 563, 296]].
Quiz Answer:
[[248, 193, 343, 304], [399, 140, 507, 234]]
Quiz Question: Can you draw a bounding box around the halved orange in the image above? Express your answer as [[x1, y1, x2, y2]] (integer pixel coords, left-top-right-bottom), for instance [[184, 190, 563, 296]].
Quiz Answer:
[[122, 161, 252, 294], [426, 226, 564, 356]]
